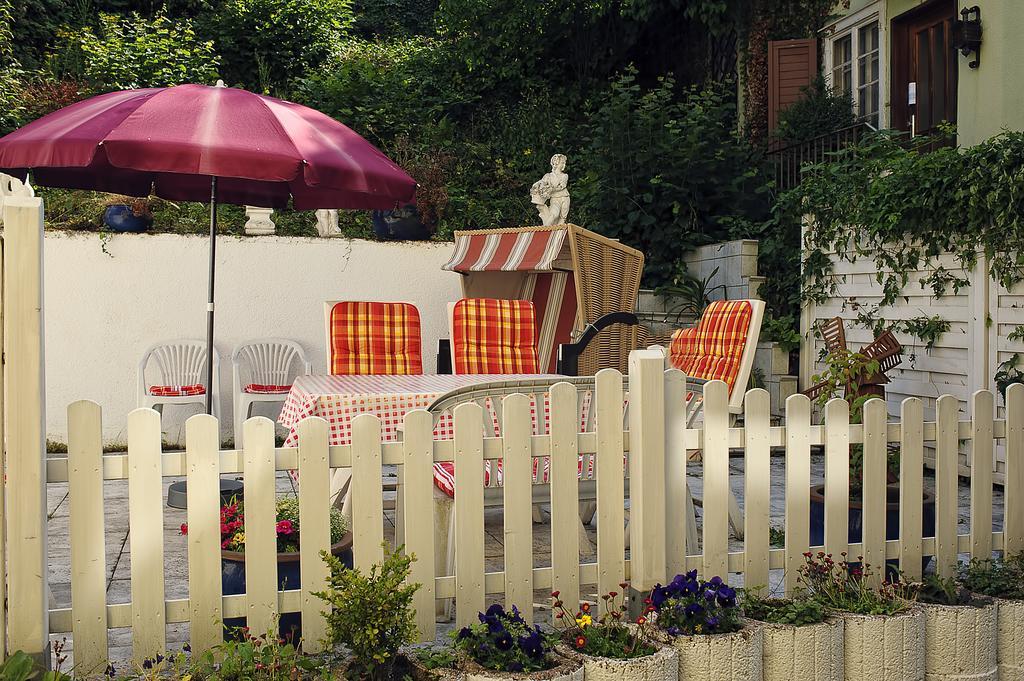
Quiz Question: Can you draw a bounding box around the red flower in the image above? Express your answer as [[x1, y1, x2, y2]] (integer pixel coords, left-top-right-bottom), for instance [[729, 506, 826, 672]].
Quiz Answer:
[[609, 591, 618, 598], [179, 523, 188, 536], [619, 581, 629, 589], [574, 635, 587, 649], [581, 602, 591, 613], [636, 616, 647, 625], [551, 591, 560, 598], [276, 520, 294, 535]]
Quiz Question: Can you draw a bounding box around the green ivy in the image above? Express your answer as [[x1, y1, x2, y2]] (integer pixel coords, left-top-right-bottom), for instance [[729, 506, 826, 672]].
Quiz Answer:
[[790, 129, 1024, 349]]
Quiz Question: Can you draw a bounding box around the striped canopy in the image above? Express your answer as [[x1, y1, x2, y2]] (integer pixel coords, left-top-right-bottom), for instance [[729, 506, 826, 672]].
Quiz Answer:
[[442, 226, 567, 272]]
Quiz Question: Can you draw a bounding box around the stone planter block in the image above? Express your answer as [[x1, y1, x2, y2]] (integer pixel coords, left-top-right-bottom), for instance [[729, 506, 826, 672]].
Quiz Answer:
[[244, 206, 275, 235], [842, 609, 925, 681], [663, 626, 763, 681], [556, 640, 678, 681], [921, 601, 997, 680], [996, 597, 1024, 680], [761, 618, 843, 681]]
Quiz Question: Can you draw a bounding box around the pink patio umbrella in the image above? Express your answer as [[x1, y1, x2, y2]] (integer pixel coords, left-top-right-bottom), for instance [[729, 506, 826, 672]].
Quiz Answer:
[[0, 82, 417, 414]]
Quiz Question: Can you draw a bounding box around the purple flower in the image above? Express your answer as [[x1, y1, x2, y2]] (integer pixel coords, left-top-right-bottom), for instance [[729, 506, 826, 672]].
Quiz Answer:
[[706, 615, 720, 630], [518, 630, 545, 659], [495, 632, 514, 651], [684, 603, 705, 618], [486, 603, 506, 618], [708, 576, 723, 587], [704, 590, 717, 602], [458, 627, 473, 640]]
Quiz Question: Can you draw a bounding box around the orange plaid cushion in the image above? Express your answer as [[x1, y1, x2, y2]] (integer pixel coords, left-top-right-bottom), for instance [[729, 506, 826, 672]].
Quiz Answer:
[[245, 383, 291, 394], [453, 298, 539, 374], [330, 301, 423, 375], [667, 300, 753, 390], [149, 384, 205, 397]]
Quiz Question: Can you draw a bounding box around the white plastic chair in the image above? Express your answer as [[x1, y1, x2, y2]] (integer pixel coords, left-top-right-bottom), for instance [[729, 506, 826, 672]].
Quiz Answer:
[[232, 338, 312, 447], [138, 339, 222, 421]]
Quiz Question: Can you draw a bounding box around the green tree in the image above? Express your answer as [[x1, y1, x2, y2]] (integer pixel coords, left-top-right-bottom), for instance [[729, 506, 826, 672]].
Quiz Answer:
[[211, 0, 354, 93], [75, 12, 220, 90]]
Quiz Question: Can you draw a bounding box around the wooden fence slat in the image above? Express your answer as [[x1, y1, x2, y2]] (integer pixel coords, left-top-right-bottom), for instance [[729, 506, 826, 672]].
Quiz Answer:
[[401, 409, 437, 641], [453, 403, 485, 627], [185, 414, 224, 652], [351, 414, 384, 570], [297, 417, 332, 652], [627, 351, 667, 594], [242, 417, 279, 636], [861, 399, 888, 589], [549, 382, 580, 610], [970, 390, 994, 561], [934, 395, 960, 577], [67, 400, 109, 673], [127, 408, 167, 660], [784, 395, 811, 595], [743, 389, 771, 595], [898, 398, 924, 580], [823, 399, 850, 561], [500, 394, 534, 622], [702, 380, 730, 581], [663, 369, 688, 577], [4, 197, 48, 658], [1005, 384, 1024, 556], [596, 369, 626, 598]]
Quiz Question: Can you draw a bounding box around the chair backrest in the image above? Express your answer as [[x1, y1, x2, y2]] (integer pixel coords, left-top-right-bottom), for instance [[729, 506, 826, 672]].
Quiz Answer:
[[232, 338, 311, 387], [140, 339, 219, 389], [324, 301, 423, 375], [426, 376, 629, 488], [667, 299, 765, 411], [450, 298, 540, 374]]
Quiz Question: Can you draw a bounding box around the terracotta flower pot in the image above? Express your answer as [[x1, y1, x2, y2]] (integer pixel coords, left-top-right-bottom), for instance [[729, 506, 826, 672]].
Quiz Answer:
[[556, 635, 678, 681], [841, 608, 925, 680], [221, 532, 353, 641], [920, 598, 997, 680], [657, 624, 763, 681], [758, 618, 844, 681]]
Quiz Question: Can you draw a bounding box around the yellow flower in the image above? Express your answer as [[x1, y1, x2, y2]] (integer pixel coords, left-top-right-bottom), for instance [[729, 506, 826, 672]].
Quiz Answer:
[[576, 614, 592, 628], [233, 532, 245, 545]]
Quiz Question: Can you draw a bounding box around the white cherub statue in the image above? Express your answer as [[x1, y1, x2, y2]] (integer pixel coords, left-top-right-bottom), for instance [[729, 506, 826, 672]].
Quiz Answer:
[[530, 153, 570, 226]]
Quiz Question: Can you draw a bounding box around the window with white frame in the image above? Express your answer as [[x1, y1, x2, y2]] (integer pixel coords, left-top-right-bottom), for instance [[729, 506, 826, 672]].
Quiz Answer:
[[824, 5, 883, 129]]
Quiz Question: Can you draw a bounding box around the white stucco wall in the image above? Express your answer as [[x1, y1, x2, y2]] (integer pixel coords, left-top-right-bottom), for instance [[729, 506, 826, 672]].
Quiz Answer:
[[40, 231, 461, 445]]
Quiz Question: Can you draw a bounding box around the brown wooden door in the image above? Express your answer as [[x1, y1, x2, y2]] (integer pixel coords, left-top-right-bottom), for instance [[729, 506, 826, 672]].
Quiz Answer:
[[891, 0, 958, 135], [768, 39, 818, 135]]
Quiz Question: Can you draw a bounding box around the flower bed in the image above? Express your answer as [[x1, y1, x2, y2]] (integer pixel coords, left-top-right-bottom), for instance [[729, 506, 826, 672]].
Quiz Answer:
[[961, 555, 1024, 679], [742, 595, 842, 681]]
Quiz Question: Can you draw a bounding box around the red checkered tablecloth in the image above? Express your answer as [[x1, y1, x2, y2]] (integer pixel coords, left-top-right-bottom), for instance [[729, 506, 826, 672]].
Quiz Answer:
[[278, 374, 564, 447]]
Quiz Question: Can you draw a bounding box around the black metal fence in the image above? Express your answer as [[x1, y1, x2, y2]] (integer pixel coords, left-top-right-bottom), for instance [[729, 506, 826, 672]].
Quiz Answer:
[[767, 123, 870, 193]]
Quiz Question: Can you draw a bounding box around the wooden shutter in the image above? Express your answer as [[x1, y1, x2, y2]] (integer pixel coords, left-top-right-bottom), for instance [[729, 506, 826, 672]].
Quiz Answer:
[[768, 38, 818, 134]]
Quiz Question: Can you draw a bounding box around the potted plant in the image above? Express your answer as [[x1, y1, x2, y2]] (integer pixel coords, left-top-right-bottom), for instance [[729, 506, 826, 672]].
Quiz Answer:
[[551, 584, 678, 680], [649, 571, 762, 680], [807, 349, 936, 572], [180, 495, 352, 643], [960, 554, 1024, 678], [799, 551, 923, 679], [450, 604, 583, 680], [404, 645, 463, 681], [915, 573, 998, 680], [741, 590, 842, 681], [316, 545, 421, 681], [102, 195, 154, 232]]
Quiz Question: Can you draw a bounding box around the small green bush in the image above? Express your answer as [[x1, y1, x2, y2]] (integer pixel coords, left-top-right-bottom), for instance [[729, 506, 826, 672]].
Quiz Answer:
[[742, 593, 826, 626], [315, 545, 420, 681], [772, 75, 856, 146], [960, 555, 1024, 600]]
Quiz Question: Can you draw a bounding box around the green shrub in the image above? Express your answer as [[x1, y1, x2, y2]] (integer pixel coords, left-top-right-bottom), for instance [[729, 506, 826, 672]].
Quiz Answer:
[[0, 0, 23, 135], [575, 69, 770, 285], [742, 593, 827, 626], [211, 0, 354, 92], [772, 75, 856, 146], [315, 545, 420, 681], [72, 12, 220, 91], [960, 555, 1024, 600]]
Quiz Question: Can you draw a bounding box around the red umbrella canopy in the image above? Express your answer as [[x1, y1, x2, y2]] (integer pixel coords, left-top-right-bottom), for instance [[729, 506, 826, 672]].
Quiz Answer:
[[0, 84, 417, 210]]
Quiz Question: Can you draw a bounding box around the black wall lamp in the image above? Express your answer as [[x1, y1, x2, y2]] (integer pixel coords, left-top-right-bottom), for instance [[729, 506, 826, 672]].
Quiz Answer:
[[954, 5, 983, 69]]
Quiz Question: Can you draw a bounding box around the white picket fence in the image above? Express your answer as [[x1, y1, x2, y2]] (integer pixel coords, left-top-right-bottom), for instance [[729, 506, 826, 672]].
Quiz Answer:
[[3, 353, 1023, 673]]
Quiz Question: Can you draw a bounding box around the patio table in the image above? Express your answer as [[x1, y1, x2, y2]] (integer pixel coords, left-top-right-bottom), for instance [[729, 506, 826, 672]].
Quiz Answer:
[[278, 373, 564, 447]]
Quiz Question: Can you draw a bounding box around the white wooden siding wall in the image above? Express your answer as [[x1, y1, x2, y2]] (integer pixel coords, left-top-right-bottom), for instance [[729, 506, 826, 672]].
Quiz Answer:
[[7, 364, 1024, 667], [802, 246, 1023, 480]]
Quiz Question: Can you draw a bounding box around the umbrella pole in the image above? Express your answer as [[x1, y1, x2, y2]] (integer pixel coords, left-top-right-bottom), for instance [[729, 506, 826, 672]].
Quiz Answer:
[[206, 176, 218, 416]]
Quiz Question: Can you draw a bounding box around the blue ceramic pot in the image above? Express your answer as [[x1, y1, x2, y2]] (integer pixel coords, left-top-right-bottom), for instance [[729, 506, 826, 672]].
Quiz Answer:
[[371, 205, 431, 241], [809, 484, 935, 575], [221, 533, 353, 643], [102, 205, 152, 233]]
